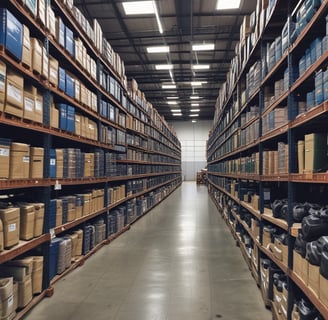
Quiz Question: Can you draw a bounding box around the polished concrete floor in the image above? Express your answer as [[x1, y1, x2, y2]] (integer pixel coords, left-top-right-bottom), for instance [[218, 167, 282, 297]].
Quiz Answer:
[[25, 182, 271, 320]]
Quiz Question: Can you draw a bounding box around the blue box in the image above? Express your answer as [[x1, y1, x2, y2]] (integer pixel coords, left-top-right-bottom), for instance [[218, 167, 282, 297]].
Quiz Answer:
[[58, 18, 65, 47], [315, 69, 324, 105], [65, 73, 74, 98], [269, 112, 275, 130], [275, 36, 282, 62], [306, 90, 315, 110], [323, 70, 328, 101], [65, 26, 74, 57], [59, 104, 67, 130], [305, 48, 312, 69], [299, 55, 306, 76], [66, 105, 75, 133], [311, 38, 321, 64], [0, 9, 23, 61], [58, 67, 66, 91], [49, 238, 61, 280], [50, 148, 56, 178], [110, 77, 115, 97], [316, 37, 323, 59]]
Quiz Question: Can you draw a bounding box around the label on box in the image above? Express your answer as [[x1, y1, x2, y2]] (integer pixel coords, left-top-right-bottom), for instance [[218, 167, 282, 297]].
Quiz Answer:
[[8, 223, 16, 232], [8, 84, 22, 103], [264, 191, 270, 201], [50, 159, 56, 166], [8, 295, 13, 307], [24, 97, 34, 111], [35, 100, 42, 111], [23, 156, 30, 163], [0, 148, 9, 156]]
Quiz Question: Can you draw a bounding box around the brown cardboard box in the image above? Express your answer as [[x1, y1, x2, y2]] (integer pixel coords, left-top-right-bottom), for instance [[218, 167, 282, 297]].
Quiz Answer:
[[282, 244, 288, 265], [50, 103, 59, 128], [18, 204, 35, 241], [31, 256, 43, 294], [304, 133, 328, 173], [319, 274, 328, 306], [0, 139, 10, 179], [69, 233, 78, 257], [75, 114, 81, 136], [22, 25, 31, 69], [34, 90, 43, 124], [251, 195, 259, 210], [74, 79, 80, 102], [308, 263, 320, 296], [17, 275, 32, 308], [75, 229, 83, 256], [298, 140, 305, 174], [0, 207, 19, 248], [48, 56, 58, 87], [5, 69, 24, 118], [55, 199, 62, 227], [75, 202, 82, 219], [46, 6, 56, 37], [84, 153, 94, 177], [30, 38, 42, 75], [32, 203, 44, 237], [55, 149, 63, 178], [0, 60, 6, 112], [29, 147, 44, 179], [293, 251, 302, 279], [262, 228, 271, 249], [9, 143, 30, 179], [13, 281, 17, 312], [23, 89, 35, 121], [41, 47, 48, 79], [38, 0, 46, 26], [82, 194, 91, 216], [0, 277, 14, 318]]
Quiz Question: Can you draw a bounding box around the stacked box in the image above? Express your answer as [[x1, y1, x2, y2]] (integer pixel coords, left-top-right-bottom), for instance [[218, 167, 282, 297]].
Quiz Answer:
[[56, 17, 65, 47], [18, 204, 34, 240], [306, 91, 315, 110], [315, 69, 324, 105], [49, 148, 56, 178], [324, 70, 328, 101], [22, 25, 31, 69], [0, 138, 10, 179], [75, 195, 83, 219], [0, 60, 5, 112], [9, 143, 29, 179], [66, 105, 75, 133], [5, 69, 24, 118], [0, 277, 14, 319], [65, 73, 74, 98], [60, 197, 68, 224], [0, 206, 19, 248], [58, 67, 65, 91], [30, 38, 42, 75], [49, 56, 58, 87], [49, 199, 57, 229], [304, 133, 328, 173], [56, 149, 63, 178], [31, 256, 43, 294], [55, 199, 62, 227], [0, 9, 23, 61], [29, 147, 44, 179], [49, 238, 61, 280], [32, 203, 44, 237], [65, 26, 74, 57]]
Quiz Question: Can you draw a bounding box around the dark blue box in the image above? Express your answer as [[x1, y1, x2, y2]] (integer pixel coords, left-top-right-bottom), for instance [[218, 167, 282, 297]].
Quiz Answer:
[[110, 77, 115, 97], [299, 55, 306, 76], [50, 149, 56, 178], [275, 36, 282, 62], [50, 199, 57, 229], [65, 73, 74, 98], [0, 9, 23, 61], [323, 70, 328, 101], [306, 90, 315, 110], [311, 38, 321, 64], [59, 104, 67, 131], [58, 18, 65, 47], [65, 26, 74, 57], [66, 105, 75, 133], [58, 67, 66, 92], [305, 48, 311, 69], [49, 238, 62, 281], [315, 69, 324, 105]]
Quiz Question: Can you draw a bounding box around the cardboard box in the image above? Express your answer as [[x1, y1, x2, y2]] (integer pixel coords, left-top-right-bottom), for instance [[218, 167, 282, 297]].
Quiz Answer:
[[0, 277, 14, 318], [31, 256, 43, 294], [56, 17, 65, 47], [319, 274, 328, 306], [46, 6, 56, 37], [22, 25, 31, 69], [50, 102, 59, 128], [17, 275, 32, 308], [74, 79, 80, 102], [37, 0, 46, 27], [0, 219, 3, 251], [32, 203, 44, 237], [55, 199, 62, 227], [29, 147, 44, 179], [9, 142, 30, 179], [48, 56, 58, 87], [0, 60, 6, 112], [0, 207, 20, 248], [308, 263, 320, 296], [55, 149, 63, 178], [304, 133, 328, 173], [18, 204, 35, 240], [5, 69, 24, 118], [13, 281, 17, 312], [34, 89, 43, 124], [75, 114, 81, 136], [294, 251, 309, 285], [30, 38, 42, 75], [298, 140, 305, 173], [41, 46, 48, 79], [262, 228, 272, 249], [0, 138, 10, 179], [23, 88, 35, 122], [75, 229, 83, 256]]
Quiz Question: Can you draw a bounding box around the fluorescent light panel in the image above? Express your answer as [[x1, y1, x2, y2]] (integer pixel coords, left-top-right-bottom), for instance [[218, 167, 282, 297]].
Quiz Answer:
[[192, 64, 210, 70], [171, 109, 181, 112], [167, 96, 178, 99], [162, 84, 176, 89], [155, 64, 173, 70], [173, 113, 182, 116], [191, 109, 200, 112], [167, 101, 178, 105], [216, 0, 241, 10], [192, 43, 215, 51], [189, 114, 199, 117], [190, 96, 200, 99], [147, 46, 170, 53], [191, 103, 199, 107], [153, 0, 163, 34], [191, 81, 203, 86], [122, 1, 155, 14]]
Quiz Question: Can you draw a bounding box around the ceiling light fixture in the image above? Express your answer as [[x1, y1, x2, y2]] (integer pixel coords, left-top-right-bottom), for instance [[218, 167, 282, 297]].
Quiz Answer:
[[147, 46, 170, 53], [155, 64, 173, 70], [171, 109, 181, 112], [216, 0, 241, 10], [191, 103, 199, 107], [122, 1, 155, 14], [189, 114, 199, 117], [169, 70, 174, 83], [192, 64, 210, 70], [173, 113, 182, 116], [192, 43, 215, 51], [190, 96, 200, 99], [152, 0, 163, 34], [167, 101, 178, 105], [162, 84, 176, 89], [192, 120, 197, 123], [167, 96, 178, 99], [191, 81, 203, 86], [190, 109, 200, 112]]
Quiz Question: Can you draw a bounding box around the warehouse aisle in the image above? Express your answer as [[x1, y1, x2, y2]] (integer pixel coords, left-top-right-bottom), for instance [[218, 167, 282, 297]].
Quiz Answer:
[[25, 182, 271, 320]]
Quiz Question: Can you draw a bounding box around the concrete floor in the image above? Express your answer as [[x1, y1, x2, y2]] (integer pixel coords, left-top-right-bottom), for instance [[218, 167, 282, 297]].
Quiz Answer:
[[25, 182, 272, 320]]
